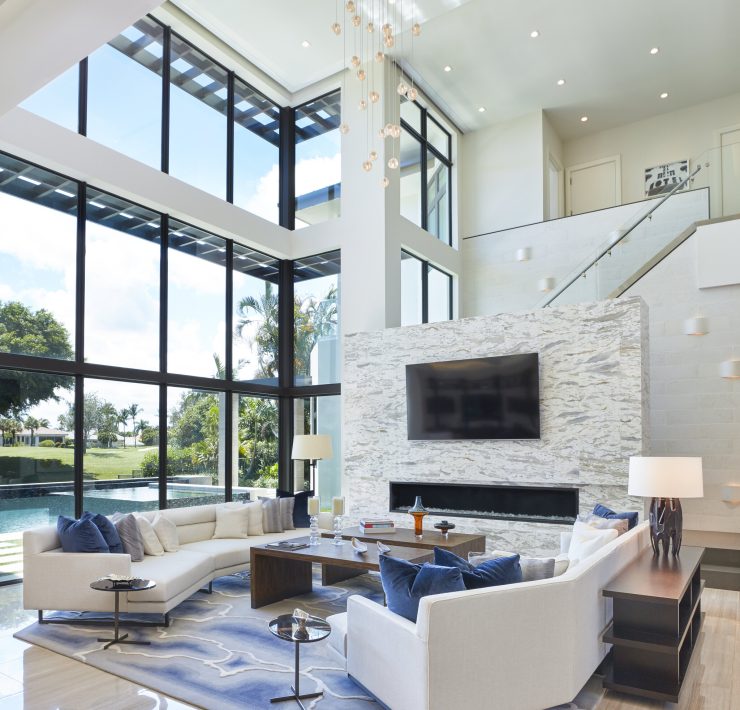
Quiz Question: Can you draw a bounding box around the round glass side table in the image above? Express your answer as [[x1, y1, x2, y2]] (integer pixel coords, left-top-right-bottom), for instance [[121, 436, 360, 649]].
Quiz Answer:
[[268, 613, 331, 709], [89, 578, 156, 650]]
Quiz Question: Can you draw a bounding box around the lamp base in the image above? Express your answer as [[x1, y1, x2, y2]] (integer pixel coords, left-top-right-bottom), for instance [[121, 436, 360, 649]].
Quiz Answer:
[[649, 497, 683, 556]]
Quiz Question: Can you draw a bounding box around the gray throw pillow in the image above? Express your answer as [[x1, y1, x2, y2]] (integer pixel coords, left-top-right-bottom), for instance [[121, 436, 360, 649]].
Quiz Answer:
[[577, 513, 629, 536], [261, 498, 284, 534], [111, 512, 145, 562], [469, 550, 557, 582], [279, 497, 295, 531]]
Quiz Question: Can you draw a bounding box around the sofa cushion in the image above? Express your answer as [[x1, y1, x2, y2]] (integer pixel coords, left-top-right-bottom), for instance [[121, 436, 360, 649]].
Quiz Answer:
[[180, 539, 251, 571], [593, 504, 639, 530], [136, 515, 164, 556], [262, 498, 284, 533], [153, 514, 180, 552], [578, 513, 629, 536], [213, 504, 249, 539], [277, 489, 314, 528], [434, 547, 522, 590], [57, 514, 109, 553], [379, 555, 465, 622], [568, 521, 618, 566], [246, 501, 264, 536], [469, 550, 557, 581], [129, 550, 214, 603], [88, 512, 123, 553], [111, 513, 145, 561]]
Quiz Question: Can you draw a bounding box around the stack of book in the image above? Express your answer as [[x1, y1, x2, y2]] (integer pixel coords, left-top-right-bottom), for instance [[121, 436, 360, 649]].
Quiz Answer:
[[359, 518, 396, 535]]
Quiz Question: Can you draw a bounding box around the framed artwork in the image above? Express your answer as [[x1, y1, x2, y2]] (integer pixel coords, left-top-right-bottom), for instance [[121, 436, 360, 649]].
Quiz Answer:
[[644, 160, 689, 197]]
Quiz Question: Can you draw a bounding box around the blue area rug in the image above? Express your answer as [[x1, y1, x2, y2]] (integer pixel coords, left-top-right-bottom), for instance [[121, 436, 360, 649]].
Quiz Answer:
[[15, 569, 383, 710]]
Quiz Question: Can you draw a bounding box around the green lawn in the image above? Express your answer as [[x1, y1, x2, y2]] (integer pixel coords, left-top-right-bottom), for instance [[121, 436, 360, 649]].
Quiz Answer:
[[0, 445, 155, 479]]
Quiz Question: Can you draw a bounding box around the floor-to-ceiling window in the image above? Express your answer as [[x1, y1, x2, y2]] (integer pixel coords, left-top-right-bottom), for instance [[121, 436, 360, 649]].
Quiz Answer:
[[400, 249, 453, 326]]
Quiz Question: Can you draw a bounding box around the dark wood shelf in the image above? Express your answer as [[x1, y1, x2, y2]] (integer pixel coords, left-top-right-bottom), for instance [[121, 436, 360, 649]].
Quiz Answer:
[[602, 546, 705, 703]]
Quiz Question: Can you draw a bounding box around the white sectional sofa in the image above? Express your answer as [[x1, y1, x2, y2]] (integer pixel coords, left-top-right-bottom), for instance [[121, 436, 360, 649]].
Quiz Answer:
[[23, 503, 332, 622], [332, 522, 650, 710]]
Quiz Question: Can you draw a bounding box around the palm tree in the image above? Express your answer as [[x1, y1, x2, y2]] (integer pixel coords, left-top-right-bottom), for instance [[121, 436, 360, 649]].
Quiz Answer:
[[236, 282, 279, 378], [128, 404, 141, 448], [0, 418, 21, 446], [23, 416, 49, 446], [118, 408, 129, 448]]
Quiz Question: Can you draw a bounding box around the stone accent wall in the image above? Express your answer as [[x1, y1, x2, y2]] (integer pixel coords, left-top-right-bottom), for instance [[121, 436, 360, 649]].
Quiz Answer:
[[343, 296, 649, 555]]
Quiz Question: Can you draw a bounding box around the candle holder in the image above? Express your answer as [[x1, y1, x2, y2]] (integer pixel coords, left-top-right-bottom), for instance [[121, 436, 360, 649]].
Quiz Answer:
[[332, 515, 345, 545], [309, 515, 320, 546]]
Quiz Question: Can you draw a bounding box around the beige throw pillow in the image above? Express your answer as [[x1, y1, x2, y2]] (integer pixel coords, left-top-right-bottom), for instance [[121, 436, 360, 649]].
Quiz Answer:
[[213, 503, 249, 539], [246, 501, 264, 536], [152, 514, 180, 552], [135, 515, 164, 556]]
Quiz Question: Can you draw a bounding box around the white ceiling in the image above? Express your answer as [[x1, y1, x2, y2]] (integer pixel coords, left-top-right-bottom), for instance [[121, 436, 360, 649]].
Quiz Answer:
[[172, 0, 740, 140]]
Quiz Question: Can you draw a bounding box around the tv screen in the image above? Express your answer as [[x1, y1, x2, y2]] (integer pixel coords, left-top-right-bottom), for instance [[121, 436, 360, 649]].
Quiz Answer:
[[405, 353, 540, 440]]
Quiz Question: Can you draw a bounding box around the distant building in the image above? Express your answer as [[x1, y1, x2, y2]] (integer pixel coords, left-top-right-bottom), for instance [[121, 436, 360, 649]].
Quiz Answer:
[[14, 427, 69, 447]]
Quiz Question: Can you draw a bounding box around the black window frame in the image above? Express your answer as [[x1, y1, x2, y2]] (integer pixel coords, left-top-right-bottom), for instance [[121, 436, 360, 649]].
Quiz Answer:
[[401, 249, 453, 324]]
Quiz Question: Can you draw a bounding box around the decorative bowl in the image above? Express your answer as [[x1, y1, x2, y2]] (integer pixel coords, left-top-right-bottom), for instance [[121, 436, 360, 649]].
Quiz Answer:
[[376, 541, 391, 555], [433, 520, 456, 535], [351, 537, 368, 554]]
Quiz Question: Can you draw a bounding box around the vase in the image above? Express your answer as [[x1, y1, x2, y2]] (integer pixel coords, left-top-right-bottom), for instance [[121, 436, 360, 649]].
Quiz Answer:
[[408, 496, 428, 538]]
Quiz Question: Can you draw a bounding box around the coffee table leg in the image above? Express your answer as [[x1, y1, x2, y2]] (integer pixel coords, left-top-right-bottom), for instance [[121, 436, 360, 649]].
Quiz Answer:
[[270, 640, 322, 709], [97, 590, 151, 650], [322, 564, 364, 586], [250, 549, 313, 609]]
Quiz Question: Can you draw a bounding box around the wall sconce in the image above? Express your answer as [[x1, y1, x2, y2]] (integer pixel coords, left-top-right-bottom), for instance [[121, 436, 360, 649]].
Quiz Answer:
[[683, 317, 709, 335], [721, 483, 740, 503], [516, 247, 532, 262], [720, 359, 740, 379], [538, 277, 556, 292]]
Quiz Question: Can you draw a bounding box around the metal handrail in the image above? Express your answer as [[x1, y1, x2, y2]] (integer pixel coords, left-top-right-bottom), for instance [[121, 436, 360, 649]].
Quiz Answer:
[[541, 163, 703, 307]]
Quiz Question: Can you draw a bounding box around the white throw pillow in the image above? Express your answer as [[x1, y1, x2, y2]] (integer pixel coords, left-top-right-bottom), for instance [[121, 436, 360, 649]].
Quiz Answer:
[[567, 521, 618, 566], [246, 501, 264, 536], [213, 503, 249, 539], [152, 514, 179, 552], [577, 513, 629, 536], [554, 552, 570, 576], [135, 515, 164, 556]]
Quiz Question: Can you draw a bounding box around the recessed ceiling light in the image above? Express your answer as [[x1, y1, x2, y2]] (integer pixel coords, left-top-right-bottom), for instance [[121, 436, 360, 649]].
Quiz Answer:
[[443, 65, 452, 72], [659, 91, 669, 99], [557, 78, 566, 86], [650, 47, 659, 55], [580, 115, 589, 122], [301, 40, 311, 48], [478, 106, 486, 113], [530, 30, 540, 38]]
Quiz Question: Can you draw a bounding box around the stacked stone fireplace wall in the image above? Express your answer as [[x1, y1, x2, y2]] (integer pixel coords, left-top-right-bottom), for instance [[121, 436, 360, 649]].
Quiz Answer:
[[342, 297, 649, 556]]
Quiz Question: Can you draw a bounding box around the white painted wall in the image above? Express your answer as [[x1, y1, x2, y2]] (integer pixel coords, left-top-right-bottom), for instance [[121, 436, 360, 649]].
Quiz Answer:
[[563, 91, 740, 216], [460, 111, 545, 237]]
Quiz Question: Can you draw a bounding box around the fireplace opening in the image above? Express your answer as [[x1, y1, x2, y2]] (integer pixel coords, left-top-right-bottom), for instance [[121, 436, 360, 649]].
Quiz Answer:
[[389, 481, 579, 524]]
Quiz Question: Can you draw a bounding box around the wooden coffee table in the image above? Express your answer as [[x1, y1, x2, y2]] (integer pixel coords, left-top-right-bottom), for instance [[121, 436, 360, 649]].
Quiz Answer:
[[250, 537, 432, 608], [323, 526, 487, 561]]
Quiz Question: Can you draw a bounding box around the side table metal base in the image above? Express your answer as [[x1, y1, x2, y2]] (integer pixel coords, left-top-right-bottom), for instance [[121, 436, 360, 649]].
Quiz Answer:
[[270, 688, 322, 709], [96, 633, 152, 651]]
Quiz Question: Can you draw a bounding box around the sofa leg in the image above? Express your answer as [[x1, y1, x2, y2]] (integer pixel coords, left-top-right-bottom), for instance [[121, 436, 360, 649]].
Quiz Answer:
[[38, 610, 45, 624], [163, 613, 170, 628]]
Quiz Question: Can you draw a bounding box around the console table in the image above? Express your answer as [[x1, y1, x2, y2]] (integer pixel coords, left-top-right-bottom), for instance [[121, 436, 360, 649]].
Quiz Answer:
[[602, 546, 705, 702]]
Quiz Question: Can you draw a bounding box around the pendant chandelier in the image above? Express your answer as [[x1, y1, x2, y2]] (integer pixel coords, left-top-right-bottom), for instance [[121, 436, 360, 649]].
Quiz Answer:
[[331, 0, 422, 187]]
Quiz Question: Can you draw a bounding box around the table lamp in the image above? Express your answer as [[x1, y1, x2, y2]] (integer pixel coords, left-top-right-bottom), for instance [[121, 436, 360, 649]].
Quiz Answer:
[[291, 434, 333, 491], [627, 456, 703, 556]]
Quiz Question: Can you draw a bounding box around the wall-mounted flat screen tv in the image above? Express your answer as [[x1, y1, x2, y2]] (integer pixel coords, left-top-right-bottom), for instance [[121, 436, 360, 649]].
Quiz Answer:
[[406, 353, 540, 440]]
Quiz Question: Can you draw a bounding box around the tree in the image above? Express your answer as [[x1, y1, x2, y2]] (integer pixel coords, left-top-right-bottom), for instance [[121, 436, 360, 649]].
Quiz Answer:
[[128, 404, 141, 447], [23, 416, 49, 446], [236, 282, 279, 378], [0, 301, 73, 418], [59, 393, 107, 452], [0, 418, 21, 446], [118, 408, 129, 448]]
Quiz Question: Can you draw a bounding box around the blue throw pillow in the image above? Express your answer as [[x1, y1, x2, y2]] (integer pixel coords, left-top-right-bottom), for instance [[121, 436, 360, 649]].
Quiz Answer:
[[57, 514, 109, 553], [593, 504, 639, 530], [86, 512, 123, 553], [434, 547, 522, 590], [379, 554, 465, 622]]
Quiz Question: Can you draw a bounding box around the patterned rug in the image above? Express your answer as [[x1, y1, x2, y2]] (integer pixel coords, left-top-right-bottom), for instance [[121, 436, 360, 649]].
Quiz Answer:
[[14, 568, 604, 710]]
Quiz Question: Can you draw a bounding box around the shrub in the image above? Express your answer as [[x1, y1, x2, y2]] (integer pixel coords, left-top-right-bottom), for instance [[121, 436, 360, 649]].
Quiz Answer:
[[39, 439, 56, 448]]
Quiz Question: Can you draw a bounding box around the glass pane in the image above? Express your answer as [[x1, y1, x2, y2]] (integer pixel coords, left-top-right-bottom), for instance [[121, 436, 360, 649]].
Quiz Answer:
[[427, 151, 450, 244], [233, 77, 280, 223], [427, 117, 450, 160], [295, 90, 341, 229], [20, 64, 79, 132], [84, 188, 160, 370], [293, 250, 341, 386], [237, 394, 278, 496], [233, 243, 280, 384], [169, 36, 228, 199], [427, 265, 452, 323], [401, 96, 421, 134], [167, 385, 226, 506], [401, 251, 422, 326], [168, 221, 226, 378], [0, 155, 77, 360], [293, 395, 341, 502], [81, 379, 160, 512], [400, 129, 422, 226], [87, 17, 164, 169], [0, 369, 75, 582]]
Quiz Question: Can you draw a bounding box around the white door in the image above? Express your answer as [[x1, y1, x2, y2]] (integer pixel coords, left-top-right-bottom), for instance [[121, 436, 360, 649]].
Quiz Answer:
[[566, 156, 621, 216], [721, 128, 740, 217], [548, 156, 563, 220]]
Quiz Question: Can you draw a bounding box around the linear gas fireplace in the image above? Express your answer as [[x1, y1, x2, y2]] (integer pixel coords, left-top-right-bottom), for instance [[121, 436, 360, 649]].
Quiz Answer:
[[389, 481, 579, 524]]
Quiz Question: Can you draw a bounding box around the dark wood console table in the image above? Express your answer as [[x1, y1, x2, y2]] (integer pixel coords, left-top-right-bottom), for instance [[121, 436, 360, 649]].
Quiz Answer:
[[602, 546, 705, 703]]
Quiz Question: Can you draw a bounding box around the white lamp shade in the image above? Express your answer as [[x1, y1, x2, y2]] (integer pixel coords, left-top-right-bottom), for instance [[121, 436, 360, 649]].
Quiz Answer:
[[291, 434, 333, 461], [628, 456, 703, 498]]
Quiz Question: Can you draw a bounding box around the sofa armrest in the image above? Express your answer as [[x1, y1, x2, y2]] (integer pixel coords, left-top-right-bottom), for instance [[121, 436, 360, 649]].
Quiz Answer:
[[23, 551, 131, 612], [346, 595, 428, 710]]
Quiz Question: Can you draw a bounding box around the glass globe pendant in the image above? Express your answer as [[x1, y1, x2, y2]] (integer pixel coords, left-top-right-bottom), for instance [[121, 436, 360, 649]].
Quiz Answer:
[[362, 160, 373, 172], [330, 22, 341, 35], [388, 157, 399, 169]]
